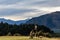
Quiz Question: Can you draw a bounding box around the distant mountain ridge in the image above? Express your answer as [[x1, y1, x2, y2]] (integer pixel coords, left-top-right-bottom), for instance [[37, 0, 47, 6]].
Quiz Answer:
[[0, 18, 29, 25], [26, 11, 60, 29], [0, 11, 60, 28], [0, 11, 60, 33]]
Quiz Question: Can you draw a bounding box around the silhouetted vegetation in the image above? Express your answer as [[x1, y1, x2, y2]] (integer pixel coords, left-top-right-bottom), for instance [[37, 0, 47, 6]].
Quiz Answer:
[[0, 21, 54, 38]]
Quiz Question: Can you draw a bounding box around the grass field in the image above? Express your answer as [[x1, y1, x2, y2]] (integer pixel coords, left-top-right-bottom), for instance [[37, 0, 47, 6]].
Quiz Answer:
[[0, 36, 60, 40]]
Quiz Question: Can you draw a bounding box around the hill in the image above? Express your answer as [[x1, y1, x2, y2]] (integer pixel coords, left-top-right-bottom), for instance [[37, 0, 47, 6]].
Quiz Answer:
[[26, 11, 60, 33], [0, 18, 28, 25]]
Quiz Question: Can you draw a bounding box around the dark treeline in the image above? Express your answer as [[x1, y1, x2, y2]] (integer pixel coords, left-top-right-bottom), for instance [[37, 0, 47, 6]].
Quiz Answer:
[[0, 21, 54, 37]]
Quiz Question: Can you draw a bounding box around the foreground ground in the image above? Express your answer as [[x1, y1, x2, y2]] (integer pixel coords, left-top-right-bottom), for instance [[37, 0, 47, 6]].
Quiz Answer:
[[0, 36, 60, 40]]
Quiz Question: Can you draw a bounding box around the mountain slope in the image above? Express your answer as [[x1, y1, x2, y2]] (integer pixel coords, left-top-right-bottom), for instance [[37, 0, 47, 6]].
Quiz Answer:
[[0, 18, 28, 25], [26, 11, 60, 29]]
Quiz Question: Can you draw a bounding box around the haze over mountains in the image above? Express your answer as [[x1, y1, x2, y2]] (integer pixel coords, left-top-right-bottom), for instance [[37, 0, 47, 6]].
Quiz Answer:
[[0, 18, 28, 25]]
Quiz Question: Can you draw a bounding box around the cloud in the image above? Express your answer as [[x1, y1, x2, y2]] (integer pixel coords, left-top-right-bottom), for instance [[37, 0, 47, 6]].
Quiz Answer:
[[0, 9, 47, 20], [29, 0, 60, 7], [0, 0, 60, 20], [0, 0, 59, 7], [0, 0, 23, 5], [0, 8, 46, 20], [0, 8, 37, 16], [0, 0, 60, 8]]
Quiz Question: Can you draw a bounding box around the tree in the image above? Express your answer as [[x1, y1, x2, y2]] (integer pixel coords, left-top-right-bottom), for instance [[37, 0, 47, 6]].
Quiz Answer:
[[30, 30, 34, 39], [7, 32, 12, 36]]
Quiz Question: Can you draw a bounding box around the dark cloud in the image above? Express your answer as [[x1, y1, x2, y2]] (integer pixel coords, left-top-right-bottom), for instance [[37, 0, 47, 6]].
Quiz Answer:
[[29, 0, 60, 7], [0, 9, 36, 16], [0, 0, 60, 20], [30, 1, 47, 5], [0, 0, 60, 7], [0, 0, 23, 5]]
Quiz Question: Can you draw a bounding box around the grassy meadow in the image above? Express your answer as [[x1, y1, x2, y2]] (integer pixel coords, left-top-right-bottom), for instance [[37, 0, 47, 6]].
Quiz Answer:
[[0, 36, 60, 40]]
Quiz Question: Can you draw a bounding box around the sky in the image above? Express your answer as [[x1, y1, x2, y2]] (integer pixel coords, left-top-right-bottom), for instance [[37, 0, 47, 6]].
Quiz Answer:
[[0, 0, 60, 21]]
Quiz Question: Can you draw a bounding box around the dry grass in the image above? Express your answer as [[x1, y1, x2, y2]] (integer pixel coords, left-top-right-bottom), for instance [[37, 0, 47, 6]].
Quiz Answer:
[[0, 36, 60, 40]]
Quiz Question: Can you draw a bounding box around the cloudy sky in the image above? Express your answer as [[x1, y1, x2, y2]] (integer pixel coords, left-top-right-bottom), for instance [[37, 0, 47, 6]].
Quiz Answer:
[[0, 0, 60, 21]]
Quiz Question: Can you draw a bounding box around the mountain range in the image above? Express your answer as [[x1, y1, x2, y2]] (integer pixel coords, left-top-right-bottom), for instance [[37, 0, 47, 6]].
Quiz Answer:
[[0, 18, 29, 25], [0, 11, 60, 33], [26, 11, 60, 33]]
